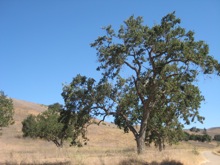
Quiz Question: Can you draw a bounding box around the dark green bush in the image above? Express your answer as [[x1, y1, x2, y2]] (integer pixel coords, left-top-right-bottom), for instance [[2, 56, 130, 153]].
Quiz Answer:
[[181, 132, 211, 142], [189, 127, 200, 132], [214, 134, 220, 141]]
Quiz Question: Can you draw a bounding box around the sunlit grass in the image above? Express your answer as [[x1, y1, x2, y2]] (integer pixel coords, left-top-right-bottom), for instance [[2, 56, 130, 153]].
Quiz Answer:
[[0, 99, 219, 165], [0, 139, 208, 165]]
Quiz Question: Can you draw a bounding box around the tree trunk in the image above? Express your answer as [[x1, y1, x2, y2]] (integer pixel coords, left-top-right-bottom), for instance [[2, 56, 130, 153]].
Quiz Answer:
[[52, 139, 63, 148], [136, 133, 146, 154]]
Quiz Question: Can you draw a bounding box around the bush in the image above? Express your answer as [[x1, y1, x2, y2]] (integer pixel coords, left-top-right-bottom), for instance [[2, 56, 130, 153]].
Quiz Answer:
[[22, 103, 89, 147], [181, 132, 190, 141], [181, 132, 211, 142], [214, 134, 220, 141], [22, 103, 67, 147], [22, 114, 38, 138]]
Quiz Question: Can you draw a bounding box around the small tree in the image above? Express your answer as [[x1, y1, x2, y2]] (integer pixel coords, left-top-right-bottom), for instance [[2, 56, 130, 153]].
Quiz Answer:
[[0, 91, 14, 133], [63, 12, 220, 154], [22, 103, 65, 147], [22, 103, 88, 147], [22, 114, 38, 138]]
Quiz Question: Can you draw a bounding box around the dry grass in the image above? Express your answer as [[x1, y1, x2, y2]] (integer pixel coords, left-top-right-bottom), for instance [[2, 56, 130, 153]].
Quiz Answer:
[[212, 143, 220, 156], [0, 99, 219, 165], [0, 139, 207, 165], [0, 143, 207, 165]]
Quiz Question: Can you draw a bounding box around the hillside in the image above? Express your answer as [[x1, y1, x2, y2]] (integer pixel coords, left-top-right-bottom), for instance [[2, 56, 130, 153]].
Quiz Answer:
[[0, 99, 47, 139], [207, 127, 220, 138], [0, 99, 219, 165], [0, 99, 135, 164], [1, 99, 135, 146]]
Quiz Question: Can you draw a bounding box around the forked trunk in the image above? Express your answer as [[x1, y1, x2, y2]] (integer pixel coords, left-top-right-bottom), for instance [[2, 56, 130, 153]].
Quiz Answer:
[[128, 105, 150, 154], [135, 109, 150, 154], [52, 139, 63, 148]]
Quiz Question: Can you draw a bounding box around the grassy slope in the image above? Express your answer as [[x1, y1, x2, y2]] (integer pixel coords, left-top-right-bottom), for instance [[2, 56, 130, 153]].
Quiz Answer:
[[0, 99, 219, 165]]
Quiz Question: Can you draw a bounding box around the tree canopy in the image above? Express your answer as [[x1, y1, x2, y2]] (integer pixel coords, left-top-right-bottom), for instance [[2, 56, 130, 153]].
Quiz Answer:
[[0, 91, 14, 132], [62, 12, 220, 154]]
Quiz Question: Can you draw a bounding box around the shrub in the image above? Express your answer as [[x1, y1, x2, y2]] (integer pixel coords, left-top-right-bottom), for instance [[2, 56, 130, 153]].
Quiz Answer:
[[22, 103, 89, 147], [22, 103, 65, 147], [214, 134, 220, 141], [181, 132, 211, 142]]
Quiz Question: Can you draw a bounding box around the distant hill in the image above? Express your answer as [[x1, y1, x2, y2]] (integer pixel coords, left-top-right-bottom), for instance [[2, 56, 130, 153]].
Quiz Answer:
[[12, 99, 48, 124], [2, 99, 220, 140], [185, 126, 220, 138], [5, 98, 220, 142], [207, 127, 220, 138], [209, 127, 220, 130], [0, 99, 48, 142], [1, 98, 135, 148]]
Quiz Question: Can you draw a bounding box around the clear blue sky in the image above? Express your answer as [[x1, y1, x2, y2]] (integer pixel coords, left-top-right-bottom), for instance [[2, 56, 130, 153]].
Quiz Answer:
[[1, 0, 219, 129]]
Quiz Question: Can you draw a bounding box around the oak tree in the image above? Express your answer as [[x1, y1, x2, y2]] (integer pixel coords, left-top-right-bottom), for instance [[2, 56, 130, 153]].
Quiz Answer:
[[63, 12, 220, 154]]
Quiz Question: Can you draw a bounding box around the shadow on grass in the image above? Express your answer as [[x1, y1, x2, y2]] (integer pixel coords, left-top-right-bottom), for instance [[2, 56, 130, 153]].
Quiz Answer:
[[119, 158, 183, 165]]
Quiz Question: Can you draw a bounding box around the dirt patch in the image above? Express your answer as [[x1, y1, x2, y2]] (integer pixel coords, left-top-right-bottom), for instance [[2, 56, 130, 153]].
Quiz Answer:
[[202, 151, 220, 165]]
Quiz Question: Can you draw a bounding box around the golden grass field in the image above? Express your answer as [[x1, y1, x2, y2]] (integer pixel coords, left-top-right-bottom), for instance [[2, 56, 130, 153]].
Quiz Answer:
[[0, 99, 220, 165]]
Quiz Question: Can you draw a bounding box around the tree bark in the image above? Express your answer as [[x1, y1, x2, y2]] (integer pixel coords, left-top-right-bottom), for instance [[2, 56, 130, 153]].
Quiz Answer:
[[135, 105, 150, 154], [136, 133, 146, 154]]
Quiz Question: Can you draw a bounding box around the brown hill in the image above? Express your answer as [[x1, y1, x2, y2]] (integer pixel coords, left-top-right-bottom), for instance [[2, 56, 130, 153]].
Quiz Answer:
[[1, 98, 134, 147], [12, 99, 47, 122], [0, 99, 47, 140], [207, 127, 220, 138], [0, 99, 136, 164], [185, 127, 220, 138], [0, 99, 218, 165]]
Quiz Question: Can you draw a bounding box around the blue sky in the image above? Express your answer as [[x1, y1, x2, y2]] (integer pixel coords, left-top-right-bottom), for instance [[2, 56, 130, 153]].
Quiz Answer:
[[1, 0, 219, 128]]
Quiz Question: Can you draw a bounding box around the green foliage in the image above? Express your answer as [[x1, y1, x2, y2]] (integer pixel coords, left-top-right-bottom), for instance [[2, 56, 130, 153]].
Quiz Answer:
[[22, 103, 87, 147], [182, 132, 211, 142], [22, 103, 64, 146], [22, 114, 38, 138], [182, 132, 190, 141], [214, 134, 220, 141], [64, 12, 220, 154], [0, 91, 14, 131]]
